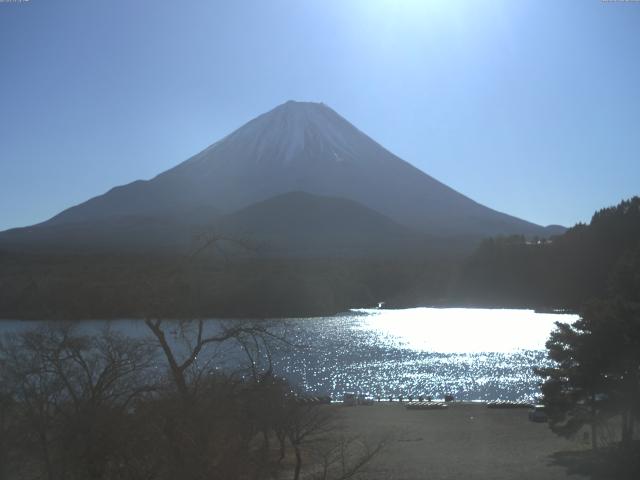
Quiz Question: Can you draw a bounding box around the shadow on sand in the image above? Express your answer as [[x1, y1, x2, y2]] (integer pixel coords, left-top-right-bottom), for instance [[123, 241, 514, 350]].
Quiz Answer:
[[549, 442, 640, 479]]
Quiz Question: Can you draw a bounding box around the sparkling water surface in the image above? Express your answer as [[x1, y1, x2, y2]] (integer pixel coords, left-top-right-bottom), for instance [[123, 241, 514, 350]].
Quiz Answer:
[[0, 308, 578, 402]]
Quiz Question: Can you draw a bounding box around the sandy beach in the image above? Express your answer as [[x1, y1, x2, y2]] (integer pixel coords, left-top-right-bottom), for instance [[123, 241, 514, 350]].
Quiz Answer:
[[334, 402, 589, 480]]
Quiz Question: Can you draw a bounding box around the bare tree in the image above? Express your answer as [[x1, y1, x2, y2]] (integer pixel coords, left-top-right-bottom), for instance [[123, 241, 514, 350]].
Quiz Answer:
[[144, 317, 287, 397], [283, 400, 335, 480], [0, 324, 157, 480], [0, 382, 16, 480], [312, 434, 386, 480]]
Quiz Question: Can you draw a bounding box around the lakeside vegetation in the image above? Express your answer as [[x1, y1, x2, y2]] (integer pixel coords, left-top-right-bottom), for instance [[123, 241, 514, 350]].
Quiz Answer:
[[1, 197, 637, 320], [532, 200, 640, 475], [0, 320, 384, 480], [0, 253, 456, 319], [454, 197, 640, 310]]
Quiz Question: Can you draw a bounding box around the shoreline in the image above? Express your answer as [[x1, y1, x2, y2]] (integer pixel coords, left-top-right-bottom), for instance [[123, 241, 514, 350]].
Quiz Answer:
[[0, 303, 578, 322]]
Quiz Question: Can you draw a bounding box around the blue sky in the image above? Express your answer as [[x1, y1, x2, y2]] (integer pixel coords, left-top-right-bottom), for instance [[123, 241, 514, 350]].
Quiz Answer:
[[0, 0, 638, 230]]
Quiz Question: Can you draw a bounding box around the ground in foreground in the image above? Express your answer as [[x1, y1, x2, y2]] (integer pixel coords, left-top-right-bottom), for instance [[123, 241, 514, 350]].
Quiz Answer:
[[335, 402, 589, 480]]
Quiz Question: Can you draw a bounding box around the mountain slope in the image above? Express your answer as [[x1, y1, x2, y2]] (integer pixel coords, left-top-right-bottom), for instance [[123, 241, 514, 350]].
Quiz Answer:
[[0, 192, 430, 257], [216, 191, 427, 256], [0, 102, 561, 255], [0, 207, 220, 254], [35, 101, 559, 238]]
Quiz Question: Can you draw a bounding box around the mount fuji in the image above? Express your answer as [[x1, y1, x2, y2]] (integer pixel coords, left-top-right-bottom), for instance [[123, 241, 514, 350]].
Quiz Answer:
[[0, 101, 563, 254]]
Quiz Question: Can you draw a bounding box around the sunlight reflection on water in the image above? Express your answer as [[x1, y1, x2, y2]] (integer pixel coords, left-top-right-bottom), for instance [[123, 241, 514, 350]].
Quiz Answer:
[[352, 307, 564, 353], [270, 308, 578, 402], [0, 308, 578, 402]]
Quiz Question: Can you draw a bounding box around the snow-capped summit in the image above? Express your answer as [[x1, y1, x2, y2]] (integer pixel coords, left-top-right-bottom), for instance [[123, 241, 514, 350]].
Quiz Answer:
[[179, 100, 383, 169], [25, 101, 560, 238]]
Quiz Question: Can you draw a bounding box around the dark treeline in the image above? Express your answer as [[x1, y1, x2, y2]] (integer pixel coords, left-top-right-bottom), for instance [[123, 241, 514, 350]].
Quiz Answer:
[[1, 197, 638, 319], [0, 251, 455, 320], [535, 299, 640, 479], [532, 221, 640, 478], [527, 198, 640, 478], [0, 320, 383, 480], [453, 197, 640, 310]]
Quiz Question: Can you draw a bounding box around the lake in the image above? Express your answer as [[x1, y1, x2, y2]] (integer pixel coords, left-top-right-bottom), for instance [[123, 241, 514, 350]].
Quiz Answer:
[[0, 307, 578, 402]]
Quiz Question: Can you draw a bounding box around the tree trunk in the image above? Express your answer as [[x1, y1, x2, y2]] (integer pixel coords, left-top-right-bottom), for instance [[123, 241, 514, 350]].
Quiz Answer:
[[39, 429, 55, 480], [277, 432, 286, 462], [293, 444, 302, 480], [145, 319, 189, 397], [621, 410, 630, 445], [591, 395, 598, 451]]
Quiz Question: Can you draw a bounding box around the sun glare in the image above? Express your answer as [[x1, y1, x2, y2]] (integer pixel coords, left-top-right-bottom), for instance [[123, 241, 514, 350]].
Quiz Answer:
[[360, 0, 468, 23], [355, 308, 578, 353]]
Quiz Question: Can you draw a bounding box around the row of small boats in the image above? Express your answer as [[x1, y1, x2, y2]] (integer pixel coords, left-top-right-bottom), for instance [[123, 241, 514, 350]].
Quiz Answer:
[[485, 401, 532, 409], [405, 400, 536, 411], [405, 402, 448, 410]]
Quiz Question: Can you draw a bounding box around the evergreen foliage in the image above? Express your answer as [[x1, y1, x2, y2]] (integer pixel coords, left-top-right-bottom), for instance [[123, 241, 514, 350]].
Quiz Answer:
[[456, 197, 640, 309]]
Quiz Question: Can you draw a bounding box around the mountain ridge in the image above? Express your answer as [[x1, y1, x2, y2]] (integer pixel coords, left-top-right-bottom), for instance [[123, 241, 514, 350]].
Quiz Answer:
[[1, 100, 564, 254], [216, 191, 427, 257]]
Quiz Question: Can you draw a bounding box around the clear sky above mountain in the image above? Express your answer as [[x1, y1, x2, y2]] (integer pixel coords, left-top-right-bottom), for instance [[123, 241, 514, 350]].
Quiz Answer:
[[1, 0, 638, 231]]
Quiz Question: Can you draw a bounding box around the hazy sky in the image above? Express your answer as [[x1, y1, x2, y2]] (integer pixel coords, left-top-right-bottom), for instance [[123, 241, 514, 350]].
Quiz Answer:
[[1, 0, 639, 231]]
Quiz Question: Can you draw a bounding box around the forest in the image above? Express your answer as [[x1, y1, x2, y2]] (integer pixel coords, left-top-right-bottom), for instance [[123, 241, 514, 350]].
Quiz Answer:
[[453, 197, 640, 309], [0, 197, 638, 320]]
